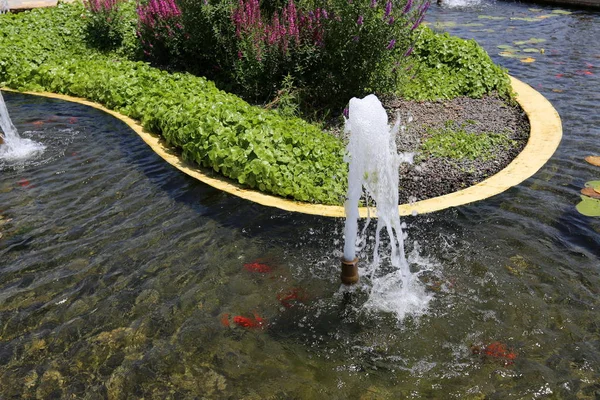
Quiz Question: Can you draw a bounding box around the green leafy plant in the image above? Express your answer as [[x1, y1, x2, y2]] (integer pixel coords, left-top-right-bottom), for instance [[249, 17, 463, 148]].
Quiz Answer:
[[0, 4, 347, 205], [399, 27, 513, 101], [420, 123, 515, 161]]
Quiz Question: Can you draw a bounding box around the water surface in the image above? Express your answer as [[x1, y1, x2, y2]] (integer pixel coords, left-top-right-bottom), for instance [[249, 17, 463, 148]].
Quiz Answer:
[[1, 2, 600, 397]]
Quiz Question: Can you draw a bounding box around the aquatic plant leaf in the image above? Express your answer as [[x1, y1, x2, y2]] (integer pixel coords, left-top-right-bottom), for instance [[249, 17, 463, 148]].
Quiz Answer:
[[552, 9, 572, 14], [520, 57, 536, 63], [537, 14, 559, 19], [510, 17, 539, 22], [581, 188, 600, 199], [584, 180, 600, 188], [478, 15, 505, 20], [523, 48, 540, 53], [499, 51, 521, 58], [497, 44, 516, 50], [584, 156, 600, 167], [528, 8, 542, 11], [576, 196, 600, 217], [514, 38, 546, 46]]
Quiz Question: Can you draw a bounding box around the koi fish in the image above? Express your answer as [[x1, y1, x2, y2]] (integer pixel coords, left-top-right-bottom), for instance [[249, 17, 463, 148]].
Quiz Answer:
[[277, 288, 308, 308], [220, 313, 230, 327], [32, 120, 44, 127], [18, 179, 31, 188], [472, 341, 517, 366], [68, 117, 78, 124], [232, 312, 266, 329], [244, 262, 272, 273]]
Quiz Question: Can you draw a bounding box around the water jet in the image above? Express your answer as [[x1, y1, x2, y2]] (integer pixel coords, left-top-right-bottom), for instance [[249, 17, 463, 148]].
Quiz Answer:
[[0, 90, 45, 161], [341, 94, 414, 286]]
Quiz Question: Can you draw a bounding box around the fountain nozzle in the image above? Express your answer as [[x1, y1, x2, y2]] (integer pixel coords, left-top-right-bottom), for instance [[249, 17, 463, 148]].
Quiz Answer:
[[340, 257, 359, 285]]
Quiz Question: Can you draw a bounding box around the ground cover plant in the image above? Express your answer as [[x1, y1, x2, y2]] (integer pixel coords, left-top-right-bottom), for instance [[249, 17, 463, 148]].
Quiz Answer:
[[0, 0, 515, 205]]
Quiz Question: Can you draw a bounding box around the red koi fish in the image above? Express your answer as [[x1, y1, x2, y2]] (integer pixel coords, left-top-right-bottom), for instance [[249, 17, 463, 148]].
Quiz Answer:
[[244, 262, 272, 273], [32, 120, 44, 127], [232, 313, 266, 329], [68, 117, 78, 124], [220, 313, 230, 327], [277, 288, 308, 308], [18, 179, 31, 188], [472, 341, 517, 366]]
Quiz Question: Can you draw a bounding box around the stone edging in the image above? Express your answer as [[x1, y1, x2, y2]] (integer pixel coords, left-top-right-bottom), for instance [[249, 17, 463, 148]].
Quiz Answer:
[[1, 76, 562, 217]]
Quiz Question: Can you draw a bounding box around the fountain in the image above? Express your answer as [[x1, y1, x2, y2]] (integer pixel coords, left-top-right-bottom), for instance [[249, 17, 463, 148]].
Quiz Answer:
[[342, 94, 414, 282], [0, 0, 8, 14], [341, 94, 432, 318], [0, 90, 46, 161]]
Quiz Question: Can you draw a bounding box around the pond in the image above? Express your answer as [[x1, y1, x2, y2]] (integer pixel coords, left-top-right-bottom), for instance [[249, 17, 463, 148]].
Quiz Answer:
[[1, 1, 599, 397]]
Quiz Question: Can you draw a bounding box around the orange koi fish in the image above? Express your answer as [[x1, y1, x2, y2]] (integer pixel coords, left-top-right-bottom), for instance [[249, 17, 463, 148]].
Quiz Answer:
[[244, 262, 272, 273], [232, 312, 266, 329], [472, 341, 517, 366], [277, 288, 308, 308]]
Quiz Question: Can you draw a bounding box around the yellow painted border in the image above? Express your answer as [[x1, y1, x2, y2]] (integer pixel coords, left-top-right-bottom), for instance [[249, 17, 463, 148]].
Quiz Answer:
[[2, 76, 561, 217]]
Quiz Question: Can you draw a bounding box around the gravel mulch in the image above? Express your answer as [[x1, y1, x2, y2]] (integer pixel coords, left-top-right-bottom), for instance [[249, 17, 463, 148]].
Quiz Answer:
[[329, 93, 530, 204]]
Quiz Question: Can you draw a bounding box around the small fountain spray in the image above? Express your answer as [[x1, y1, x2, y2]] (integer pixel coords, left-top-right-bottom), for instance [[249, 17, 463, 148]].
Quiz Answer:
[[0, 0, 9, 14], [341, 94, 432, 320], [341, 94, 413, 284], [0, 91, 45, 161]]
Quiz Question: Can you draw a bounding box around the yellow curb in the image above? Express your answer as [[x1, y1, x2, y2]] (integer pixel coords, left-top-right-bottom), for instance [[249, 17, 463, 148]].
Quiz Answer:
[[1, 76, 561, 218]]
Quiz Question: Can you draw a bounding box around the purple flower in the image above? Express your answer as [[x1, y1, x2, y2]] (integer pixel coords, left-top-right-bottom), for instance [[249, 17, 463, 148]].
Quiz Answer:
[[411, 14, 425, 30], [357, 15, 363, 25], [402, 0, 413, 14], [384, 0, 392, 17], [370, 0, 377, 7], [388, 16, 395, 24], [386, 39, 396, 49], [343, 107, 349, 118], [352, 35, 360, 42], [321, 9, 328, 18], [403, 46, 414, 56]]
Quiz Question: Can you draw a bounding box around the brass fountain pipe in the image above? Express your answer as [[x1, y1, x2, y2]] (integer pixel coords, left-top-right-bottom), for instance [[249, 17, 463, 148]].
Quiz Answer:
[[340, 257, 359, 285]]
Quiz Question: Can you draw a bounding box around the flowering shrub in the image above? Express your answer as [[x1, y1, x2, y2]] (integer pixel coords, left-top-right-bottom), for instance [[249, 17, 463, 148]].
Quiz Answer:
[[136, 0, 185, 65], [83, 0, 126, 50], [229, 0, 328, 102], [135, 0, 430, 114]]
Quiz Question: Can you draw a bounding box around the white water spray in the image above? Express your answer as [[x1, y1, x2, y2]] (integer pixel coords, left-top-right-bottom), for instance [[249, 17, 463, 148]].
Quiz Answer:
[[0, 0, 8, 14], [0, 91, 45, 161], [342, 94, 431, 320]]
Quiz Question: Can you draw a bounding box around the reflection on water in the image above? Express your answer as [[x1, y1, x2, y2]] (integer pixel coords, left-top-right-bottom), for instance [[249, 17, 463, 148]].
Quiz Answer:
[[1, 2, 600, 396]]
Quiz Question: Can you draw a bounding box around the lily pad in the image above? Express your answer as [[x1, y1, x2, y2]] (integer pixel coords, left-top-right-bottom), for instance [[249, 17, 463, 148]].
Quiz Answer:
[[576, 196, 600, 217], [514, 38, 546, 45], [497, 44, 517, 50], [499, 51, 521, 58], [552, 9, 572, 14], [537, 14, 560, 19], [523, 48, 540, 53], [528, 8, 543, 12], [584, 156, 600, 167], [520, 57, 536, 63], [581, 187, 600, 199], [478, 15, 506, 20], [510, 17, 540, 22], [584, 180, 600, 189]]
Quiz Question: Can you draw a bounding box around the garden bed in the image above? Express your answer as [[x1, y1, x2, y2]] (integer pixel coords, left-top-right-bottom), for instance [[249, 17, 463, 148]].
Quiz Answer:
[[329, 93, 530, 204]]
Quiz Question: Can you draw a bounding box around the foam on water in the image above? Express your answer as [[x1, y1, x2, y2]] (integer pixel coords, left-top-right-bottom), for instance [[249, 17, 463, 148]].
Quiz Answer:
[[342, 94, 432, 321], [0, 91, 45, 162]]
